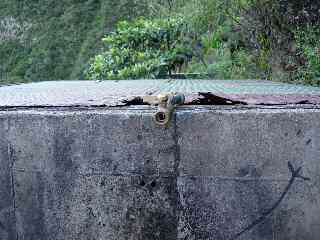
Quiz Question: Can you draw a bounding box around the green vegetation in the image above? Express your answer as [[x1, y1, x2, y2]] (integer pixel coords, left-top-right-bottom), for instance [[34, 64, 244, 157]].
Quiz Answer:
[[1, 0, 320, 85], [87, 17, 194, 80], [294, 26, 320, 85], [0, 0, 152, 83]]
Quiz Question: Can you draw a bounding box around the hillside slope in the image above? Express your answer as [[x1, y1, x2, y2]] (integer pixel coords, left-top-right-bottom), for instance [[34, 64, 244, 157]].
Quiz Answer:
[[0, 0, 149, 82]]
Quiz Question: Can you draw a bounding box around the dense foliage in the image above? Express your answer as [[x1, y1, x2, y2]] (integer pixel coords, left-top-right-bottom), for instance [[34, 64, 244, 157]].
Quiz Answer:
[[156, 0, 320, 84], [0, 0, 152, 83], [87, 17, 194, 80], [236, 0, 320, 84], [1, 0, 320, 84]]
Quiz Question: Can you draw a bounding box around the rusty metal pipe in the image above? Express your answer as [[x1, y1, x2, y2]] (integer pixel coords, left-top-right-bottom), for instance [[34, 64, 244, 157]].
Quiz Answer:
[[153, 93, 185, 127]]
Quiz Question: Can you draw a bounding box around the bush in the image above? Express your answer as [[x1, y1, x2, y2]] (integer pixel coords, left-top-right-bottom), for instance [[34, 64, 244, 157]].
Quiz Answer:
[[235, 0, 320, 83], [86, 17, 194, 80], [294, 26, 320, 85]]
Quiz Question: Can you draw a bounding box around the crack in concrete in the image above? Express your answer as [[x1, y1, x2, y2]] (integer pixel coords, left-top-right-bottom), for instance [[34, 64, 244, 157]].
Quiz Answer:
[[173, 112, 184, 240], [8, 142, 18, 240]]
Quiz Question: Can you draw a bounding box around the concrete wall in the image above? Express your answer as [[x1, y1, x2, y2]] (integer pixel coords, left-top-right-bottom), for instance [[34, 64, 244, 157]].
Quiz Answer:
[[0, 106, 319, 240]]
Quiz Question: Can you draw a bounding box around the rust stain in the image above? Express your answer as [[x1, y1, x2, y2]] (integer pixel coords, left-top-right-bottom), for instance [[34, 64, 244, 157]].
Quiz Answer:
[[183, 93, 320, 106]]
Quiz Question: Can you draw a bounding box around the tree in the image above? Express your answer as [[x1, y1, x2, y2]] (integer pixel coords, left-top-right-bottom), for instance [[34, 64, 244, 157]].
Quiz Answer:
[[86, 17, 194, 80]]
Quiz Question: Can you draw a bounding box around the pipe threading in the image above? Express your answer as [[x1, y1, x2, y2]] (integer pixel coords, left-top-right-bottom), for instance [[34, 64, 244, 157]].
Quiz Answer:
[[154, 93, 185, 127]]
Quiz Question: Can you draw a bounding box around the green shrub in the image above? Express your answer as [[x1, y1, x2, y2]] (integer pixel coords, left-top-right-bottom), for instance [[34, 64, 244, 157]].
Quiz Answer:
[[294, 26, 320, 85], [204, 47, 256, 79], [86, 17, 194, 80]]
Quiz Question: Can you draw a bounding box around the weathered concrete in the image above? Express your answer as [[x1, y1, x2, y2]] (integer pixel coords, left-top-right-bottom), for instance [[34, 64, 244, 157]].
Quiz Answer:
[[7, 110, 178, 240], [1, 80, 320, 107], [0, 116, 16, 240], [0, 106, 320, 240], [177, 108, 320, 240]]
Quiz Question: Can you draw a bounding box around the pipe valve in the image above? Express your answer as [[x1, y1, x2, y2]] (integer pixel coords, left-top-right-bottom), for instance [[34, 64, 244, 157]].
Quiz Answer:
[[143, 93, 185, 127]]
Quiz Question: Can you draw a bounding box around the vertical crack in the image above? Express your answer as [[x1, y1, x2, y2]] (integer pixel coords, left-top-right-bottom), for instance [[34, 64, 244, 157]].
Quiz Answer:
[[173, 112, 182, 240], [7, 124, 18, 240], [173, 112, 180, 181], [173, 112, 196, 240]]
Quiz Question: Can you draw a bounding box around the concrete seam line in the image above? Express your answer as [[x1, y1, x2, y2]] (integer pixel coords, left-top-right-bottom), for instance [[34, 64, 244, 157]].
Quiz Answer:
[[7, 122, 18, 240], [173, 112, 183, 239]]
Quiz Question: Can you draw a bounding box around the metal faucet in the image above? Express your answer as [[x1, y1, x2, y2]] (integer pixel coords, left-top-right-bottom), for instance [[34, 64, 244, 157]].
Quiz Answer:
[[143, 93, 185, 127]]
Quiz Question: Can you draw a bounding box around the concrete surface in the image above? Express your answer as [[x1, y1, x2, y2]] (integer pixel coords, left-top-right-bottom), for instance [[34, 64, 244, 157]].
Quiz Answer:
[[0, 116, 15, 239], [177, 107, 320, 240], [0, 105, 319, 240], [1, 80, 320, 107]]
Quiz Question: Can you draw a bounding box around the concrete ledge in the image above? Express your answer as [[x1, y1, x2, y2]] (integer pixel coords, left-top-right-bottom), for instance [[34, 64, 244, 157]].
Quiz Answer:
[[0, 106, 319, 239]]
